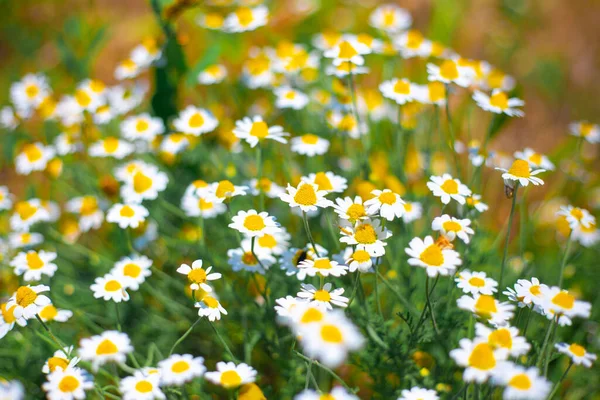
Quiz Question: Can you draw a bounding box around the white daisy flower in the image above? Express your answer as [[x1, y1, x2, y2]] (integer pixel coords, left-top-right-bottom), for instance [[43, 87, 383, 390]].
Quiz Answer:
[[379, 78, 418, 105], [491, 362, 551, 400], [395, 30, 433, 58], [325, 61, 370, 78], [327, 111, 366, 139], [323, 37, 370, 66], [457, 294, 515, 327], [120, 165, 169, 204], [114, 58, 141, 80], [402, 201, 423, 223], [205, 361, 257, 389], [427, 59, 474, 87], [295, 387, 359, 400], [42, 347, 77, 374], [297, 283, 349, 310], [88, 137, 134, 159], [15, 142, 55, 175], [106, 203, 149, 229], [0, 186, 14, 210], [173, 105, 218, 136], [369, 4, 412, 33], [38, 303, 73, 323], [78, 331, 133, 371], [465, 194, 488, 213], [569, 121, 599, 144], [450, 338, 508, 383], [405, 236, 461, 277], [280, 244, 328, 281], [10, 199, 51, 232], [65, 196, 104, 232], [247, 178, 285, 199], [8, 232, 43, 249], [473, 89, 524, 117], [6, 285, 51, 320], [554, 343, 596, 367], [427, 174, 472, 205], [0, 106, 19, 130], [130, 39, 162, 67], [181, 192, 226, 219], [573, 222, 600, 248], [274, 296, 300, 321], [333, 196, 371, 224], [210, 180, 248, 203], [503, 277, 547, 308], [228, 244, 276, 275], [229, 209, 281, 238], [291, 134, 330, 157], [160, 133, 190, 154], [0, 380, 24, 400], [224, 6, 268, 33], [304, 172, 347, 194], [432, 215, 475, 244], [496, 159, 545, 187], [397, 386, 439, 400], [241, 230, 291, 257], [0, 302, 27, 339], [514, 148, 554, 171], [120, 113, 165, 142], [556, 205, 595, 229], [233, 115, 289, 148], [120, 370, 165, 400], [539, 287, 591, 326], [365, 189, 405, 221], [111, 255, 153, 291], [274, 86, 309, 110], [176, 259, 221, 292], [475, 324, 530, 357], [195, 295, 228, 322], [280, 181, 333, 212], [90, 274, 130, 303], [10, 250, 58, 282], [158, 354, 206, 386], [198, 64, 227, 85], [340, 218, 391, 257], [42, 365, 93, 400], [343, 246, 374, 273], [10, 73, 51, 114], [456, 270, 497, 295], [299, 257, 348, 278]]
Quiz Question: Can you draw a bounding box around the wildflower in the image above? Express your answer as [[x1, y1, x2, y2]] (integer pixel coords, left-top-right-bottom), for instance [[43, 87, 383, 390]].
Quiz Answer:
[[280, 181, 333, 212], [0, 381, 24, 400], [333, 196, 372, 224], [211, 180, 248, 202], [228, 244, 276, 274], [328, 111, 365, 139], [6, 285, 51, 320], [427, 59, 473, 87], [380, 78, 418, 105], [540, 287, 591, 326], [402, 201, 423, 223], [475, 324, 530, 357], [326, 62, 369, 78], [10, 250, 58, 282], [229, 209, 281, 238], [9, 232, 44, 249], [111, 255, 153, 291], [196, 294, 229, 321], [89, 137, 134, 159], [573, 221, 599, 247], [115, 58, 141, 80], [120, 165, 169, 203], [369, 4, 412, 33], [42, 347, 76, 374], [473, 90, 524, 117], [299, 257, 348, 278], [406, 236, 461, 277], [120, 113, 165, 142], [297, 283, 349, 310], [248, 178, 285, 198], [10, 199, 50, 231], [90, 274, 130, 302], [10, 73, 51, 115], [1, 302, 27, 339], [414, 82, 447, 106], [173, 106, 218, 136], [556, 205, 595, 229], [198, 64, 227, 85], [450, 338, 508, 383], [0, 106, 19, 130], [395, 30, 433, 58], [324, 37, 370, 66], [427, 174, 472, 204], [397, 387, 439, 400], [241, 230, 291, 256], [15, 142, 55, 175], [340, 218, 391, 257], [295, 387, 359, 400], [554, 343, 597, 367], [465, 194, 488, 213], [365, 189, 405, 221], [514, 148, 554, 171], [275, 296, 300, 321], [233, 115, 289, 148], [158, 354, 206, 386], [224, 6, 268, 33], [38, 303, 73, 323], [491, 363, 551, 400], [177, 259, 221, 292], [345, 246, 374, 273], [205, 362, 257, 389], [42, 365, 93, 400], [291, 134, 330, 156], [569, 121, 599, 144], [66, 196, 104, 232], [274, 86, 309, 110], [120, 370, 165, 400], [358, 89, 391, 121], [457, 294, 515, 326], [503, 277, 547, 308], [182, 192, 227, 218], [79, 331, 133, 371], [280, 245, 328, 280], [106, 203, 149, 229], [299, 310, 365, 368], [304, 172, 348, 193], [496, 159, 545, 187], [455, 270, 498, 295], [432, 215, 475, 244]]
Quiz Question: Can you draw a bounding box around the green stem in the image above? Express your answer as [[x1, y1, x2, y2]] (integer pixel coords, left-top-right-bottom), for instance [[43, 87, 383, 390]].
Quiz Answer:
[[35, 314, 66, 352], [294, 351, 357, 393], [547, 361, 573, 399], [209, 321, 237, 361], [536, 317, 556, 369], [522, 305, 533, 337], [302, 211, 320, 257], [498, 183, 519, 295], [169, 317, 202, 356], [425, 276, 441, 335], [558, 233, 573, 288], [444, 85, 462, 178], [115, 303, 122, 332], [376, 270, 416, 314], [256, 145, 265, 211], [374, 260, 383, 318]]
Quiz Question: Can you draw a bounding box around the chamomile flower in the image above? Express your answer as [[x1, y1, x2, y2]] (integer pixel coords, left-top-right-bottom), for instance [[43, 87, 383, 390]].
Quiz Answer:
[[340, 218, 390, 255], [0, 380, 24, 400], [228, 243, 276, 274], [90, 274, 130, 302], [181, 192, 226, 218], [304, 172, 347, 193], [540, 287, 591, 325], [247, 178, 285, 199], [211, 180, 248, 202], [224, 6, 268, 33], [406, 236, 462, 277], [177, 259, 221, 292], [324, 38, 370, 66], [120, 113, 165, 142], [280, 181, 333, 212], [229, 209, 281, 238], [291, 134, 329, 157], [414, 81, 447, 106], [299, 310, 365, 368], [274, 296, 300, 321], [398, 387, 439, 400], [233, 115, 289, 148], [342, 245, 373, 273], [10, 199, 51, 232], [9, 232, 44, 249], [131, 39, 162, 67], [569, 121, 599, 143], [555, 343, 596, 367], [0, 186, 13, 210], [369, 4, 412, 33], [497, 159, 545, 187], [106, 203, 149, 229], [432, 215, 475, 243], [328, 111, 366, 139], [514, 148, 554, 171], [205, 362, 257, 389], [395, 30, 433, 58], [120, 165, 169, 203], [556, 205, 595, 229], [115, 58, 141, 80], [241, 230, 291, 256], [173, 106, 218, 136], [42, 347, 76, 374], [457, 294, 515, 326], [15, 142, 55, 175], [450, 338, 508, 383], [274, 86, 309, 110], [38, 303, 73, 323], [491, 363, 551, 400], [195, 294, 228, 321], [379, 78, 417, 105], [503, 277, 547, 308], [6, 285, 51, 319], [42, 365, 93, 400], [427, 174, 472, 205], [10, 250, 58, 281], [79, 331, 133, 371], [198, 64, 227, 85], [402, 201, 423, 223], [65, 196, 104, 232], [10, 73, 51, 114], [88, 137, 134, 159], [365, 189, 405, 221], [325, 62, 370, 78], [465, 194, 488, 213], [158, 354, 206, 386], [111, 255, 153, 291], [0, 302, 27, 339], [333, 196, 371, 223], [573, 221, 600, 247], [280, 245, 328, 280], [473, 90, 524, 117], [299, 257, 348, 278], [456, 270, 498, 295], [295, 387, 359, 400], [297, 283, 349, 310], [427, 59, 473, 87], [120, 370, 165, 400], [475, 324, 530, 357]]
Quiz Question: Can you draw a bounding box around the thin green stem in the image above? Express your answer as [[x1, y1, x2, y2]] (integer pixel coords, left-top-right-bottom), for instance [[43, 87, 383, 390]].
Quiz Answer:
[[169, 317, 202, 356], [35, 314, 66, 352], [536, 317, 556, 369], [115, 303, 122, 332], [302, 211, 320, 257], [256, 145, 265, 211], [558, 233, 573, 288], [294, 351, 357, 393], [444, 85, 462, 178], [374, 260, 383, 318], [547, 361, 573, 399], [209, 321, 237, 361], [425, 276, 441, 335], [376, 270, 416, 314], [498, 183, 519, 295]]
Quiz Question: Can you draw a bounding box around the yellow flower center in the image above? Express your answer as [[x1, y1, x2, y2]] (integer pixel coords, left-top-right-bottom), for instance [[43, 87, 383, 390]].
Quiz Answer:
[[468, 343, 496, 370], [204, 13, 224, 29], [301, 134, 319, 145], [257, 178, 272, 192], [489, 91, 509, 110], [188, 268, 207, 283], [337, 40, 358, 59], [404, 203, 413, 212], [468, 277, 486, 287], [352, 250, 371, 263], [104, 280, 122, 292], [320, 395, 336, 400], [507, 160, 530, 178], [293, 183, 318, 206], [1, 303, 17, 323], [21, 233, 32, 244], [487, 70, 505, 89], [529, 285, 541, 296], [320, 324, 343, 343], [300, 308, 324, 323], [96, 339, 118, 355], [568, 343, 586, 357], [439, 60, 459, 80], [221, 370, 243, 387], [354, 224, 377, 244], [284, 91, 296, 100], [383, 10, 395, 26], [346, 204, 366, 221], [338, 114, 357, 131], [75, 89, 92, 107], [393, 80, 411, 95], [508, 373, 531, 390], [440, 179, 459, 194], [216, 180, 235, 198], [313, 259, 333, 270], [188, 112, 205, 128], [528, 153, 542, 165], [135, 120, 149, 132], [103, 137, 120, 154], [198, 198, 214, 211], [171, 360, 190, 373], [580, 123, 594, 136], [58, 376, 80, 393], [203, 296, 219, 308], [443, 221, 462, 233], [48, 356, 69, 372], [135, 380, 153, 393], [581, 222, 596, 233], [205, 64, 221, 76], [570, 208, 584, 221], [25, 84, 40, 98], [364, 90, 383, 110], [258, 234, 277, 249], [474, 295, 498, 317], [551, 291, 574, 310], [235, 7, 255, 27], [244, 215, 266, 231], [16, 201, 37, 220], [121, 59, 137, 71], [406, 30, 424, 49], [313, 172, 333, 191], [123, 263, 142, 278], [419, 244, 444, 266], [489, 328, 512, 349], [23, 143, 43, 162], [314, 290, 331, 302], [133, 172, 153, 194], [242, 252, 258, 265], [249, 121, 269, 139], [39, 305, 58, 321], [120, 205, 136, 218], [379, 192, 396, 205], [16, 286, 38, 307], [26, 252, 45, 270], [79, 196, 98, 216]]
